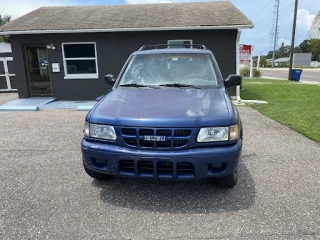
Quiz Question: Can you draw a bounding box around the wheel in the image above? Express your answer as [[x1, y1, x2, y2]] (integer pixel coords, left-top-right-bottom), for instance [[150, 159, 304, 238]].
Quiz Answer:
[[213, 170, 238, 188], [83, 164, 115, 180]]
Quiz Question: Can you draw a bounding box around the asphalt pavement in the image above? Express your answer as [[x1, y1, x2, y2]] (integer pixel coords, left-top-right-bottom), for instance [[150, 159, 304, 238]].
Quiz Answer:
[[0, 95, 319, 239], [0, 92, 18, 106], [261, 68, 320, 84]]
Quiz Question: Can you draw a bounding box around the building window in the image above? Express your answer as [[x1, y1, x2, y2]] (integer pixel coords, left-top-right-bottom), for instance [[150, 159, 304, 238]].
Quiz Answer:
[[168, 39, 193, 48], [62, 42, 98, 79]]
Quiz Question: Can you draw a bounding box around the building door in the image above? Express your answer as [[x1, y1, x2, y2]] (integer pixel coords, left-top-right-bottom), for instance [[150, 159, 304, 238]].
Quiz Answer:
[[25, 46, 52, 96], [0, 57, 17, 92]]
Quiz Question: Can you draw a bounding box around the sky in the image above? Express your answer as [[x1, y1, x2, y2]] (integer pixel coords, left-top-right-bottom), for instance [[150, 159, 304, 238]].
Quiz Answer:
[[1, 0, 319, 55]]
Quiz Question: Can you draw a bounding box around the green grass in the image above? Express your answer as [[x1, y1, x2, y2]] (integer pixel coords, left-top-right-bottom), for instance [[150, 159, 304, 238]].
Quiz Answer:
[[241, 79, 320, 143]]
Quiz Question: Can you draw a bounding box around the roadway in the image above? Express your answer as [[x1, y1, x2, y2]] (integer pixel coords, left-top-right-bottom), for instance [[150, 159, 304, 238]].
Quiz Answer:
[[261, 68, 320, 84]]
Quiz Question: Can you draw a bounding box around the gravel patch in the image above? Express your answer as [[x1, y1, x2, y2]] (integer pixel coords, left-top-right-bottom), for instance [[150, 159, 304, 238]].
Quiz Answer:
[[0, 93, 18, 105]]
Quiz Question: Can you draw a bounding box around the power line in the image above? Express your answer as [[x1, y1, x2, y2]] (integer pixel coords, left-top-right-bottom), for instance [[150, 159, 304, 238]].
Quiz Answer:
[[253, 11, 274, 25], [279, 3, 294, 11], [253, 4, 275, 20], [252, 1, 274, 21], [252, 5, 276, 26]]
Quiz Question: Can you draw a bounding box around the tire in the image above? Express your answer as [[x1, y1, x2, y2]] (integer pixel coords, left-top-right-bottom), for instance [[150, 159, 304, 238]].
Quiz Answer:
[[83, 164, 115, 180], [213, 170, 238, 188]]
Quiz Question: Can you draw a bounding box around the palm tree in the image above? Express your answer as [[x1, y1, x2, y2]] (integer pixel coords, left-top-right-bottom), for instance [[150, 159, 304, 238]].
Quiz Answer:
[[310, 11, 320, 39], [0, 13, 11, 42]]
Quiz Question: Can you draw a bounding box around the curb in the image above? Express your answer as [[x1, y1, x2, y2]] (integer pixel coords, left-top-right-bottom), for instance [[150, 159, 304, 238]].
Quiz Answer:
[[0, 106, 40, 111], [77, 106, 93, 111]]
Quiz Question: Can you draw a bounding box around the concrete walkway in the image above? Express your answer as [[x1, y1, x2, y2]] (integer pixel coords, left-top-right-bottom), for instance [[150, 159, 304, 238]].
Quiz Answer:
[[0, 106, 319, 239], [0, 93, 97, 111]]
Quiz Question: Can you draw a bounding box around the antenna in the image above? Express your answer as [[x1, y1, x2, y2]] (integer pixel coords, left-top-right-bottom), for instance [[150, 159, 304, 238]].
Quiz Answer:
[[270, 0, 280, 68]]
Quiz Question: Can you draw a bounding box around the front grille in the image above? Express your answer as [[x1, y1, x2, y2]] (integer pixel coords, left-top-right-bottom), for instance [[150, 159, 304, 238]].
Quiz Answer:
[[139, 129, 154, 135], [177, 162, 194, 177], [158, 161, 173, 178], [124, 138, 137, 146], [156, 129, 172, 136], [120, 127, 193, 150], [140, 139, 154, 148], [156, 141, 171, 148], [173, 140, 188, 147], [174, 129, 192, 136], [138, 161, 154, 176], [121, 128, 136, 135], [119, 160, 195, 179], [119, 160, 134, 174]]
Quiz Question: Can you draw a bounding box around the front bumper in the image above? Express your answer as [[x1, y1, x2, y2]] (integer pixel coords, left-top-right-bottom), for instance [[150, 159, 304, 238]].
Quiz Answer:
[[81, 138, 242, 180]]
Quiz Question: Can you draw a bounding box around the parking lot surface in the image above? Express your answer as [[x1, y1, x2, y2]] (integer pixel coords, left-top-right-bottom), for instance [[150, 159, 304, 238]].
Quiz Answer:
[[0, 93, 18, 106], [0, 100, 319, 239]]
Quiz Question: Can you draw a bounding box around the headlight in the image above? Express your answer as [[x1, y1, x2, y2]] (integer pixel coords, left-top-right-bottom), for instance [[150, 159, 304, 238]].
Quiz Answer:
[[83, 122, 116, 140], [197, 124, 239, 142]]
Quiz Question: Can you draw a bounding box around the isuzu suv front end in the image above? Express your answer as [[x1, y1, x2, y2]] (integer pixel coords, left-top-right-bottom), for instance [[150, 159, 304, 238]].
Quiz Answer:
[[81, 45, 243, 188]]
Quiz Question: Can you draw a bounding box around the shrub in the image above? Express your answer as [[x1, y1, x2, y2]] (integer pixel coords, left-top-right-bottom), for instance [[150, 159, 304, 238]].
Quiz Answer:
[[240, 66, 261, 78], [278, 62, 288, 68], [253, 68, 261, 77], [240, 66, 250, 77]]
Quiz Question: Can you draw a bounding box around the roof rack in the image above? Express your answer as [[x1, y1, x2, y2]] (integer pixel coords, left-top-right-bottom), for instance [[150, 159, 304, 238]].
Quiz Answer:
[[138, 44, 207, 51]]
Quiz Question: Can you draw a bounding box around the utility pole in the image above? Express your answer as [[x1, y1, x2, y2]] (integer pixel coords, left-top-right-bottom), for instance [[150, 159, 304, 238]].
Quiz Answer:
[[272, 0, 280, 68], [288, 0, 299, 80]]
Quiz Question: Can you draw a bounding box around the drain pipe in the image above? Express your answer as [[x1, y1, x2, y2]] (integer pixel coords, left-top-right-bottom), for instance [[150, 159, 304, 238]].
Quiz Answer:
[[232, 29, 269, 106], [236, 28, 241, 101]]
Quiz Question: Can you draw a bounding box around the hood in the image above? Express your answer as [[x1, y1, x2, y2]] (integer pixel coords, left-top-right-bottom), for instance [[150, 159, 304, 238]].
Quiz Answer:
[[89, 87, 235, 128]]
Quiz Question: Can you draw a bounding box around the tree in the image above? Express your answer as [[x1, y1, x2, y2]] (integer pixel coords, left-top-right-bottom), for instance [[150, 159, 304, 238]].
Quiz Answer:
[[278, 42, 285, 56], [260, 56, 267, 67], [277, 42, 291, 57], [266, 42, 291, 60], [299, 40, 311, 53], [294, 46, 301, 53], [283, 45, 291, 56], [310, 39, 320, 61], [266, 50, 281, 59], [266, 51, 273, 59], [0, 13, 11, 42]]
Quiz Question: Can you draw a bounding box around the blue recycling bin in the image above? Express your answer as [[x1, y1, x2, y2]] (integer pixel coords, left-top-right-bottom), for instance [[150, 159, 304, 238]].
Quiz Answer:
[[291, 69, 303, 81]]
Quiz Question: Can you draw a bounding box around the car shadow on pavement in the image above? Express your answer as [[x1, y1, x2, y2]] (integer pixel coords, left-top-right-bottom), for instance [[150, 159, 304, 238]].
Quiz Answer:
[[92, 163, 255, 213]]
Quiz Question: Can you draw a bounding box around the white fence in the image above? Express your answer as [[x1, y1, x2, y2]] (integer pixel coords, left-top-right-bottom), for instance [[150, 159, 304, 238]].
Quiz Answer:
[[311, 61, 320, 67]]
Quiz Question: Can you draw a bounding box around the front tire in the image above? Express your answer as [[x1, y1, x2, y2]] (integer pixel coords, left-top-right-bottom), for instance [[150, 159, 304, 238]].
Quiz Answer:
[[83, 164, 115, 180], [213, 170, 238, 188]]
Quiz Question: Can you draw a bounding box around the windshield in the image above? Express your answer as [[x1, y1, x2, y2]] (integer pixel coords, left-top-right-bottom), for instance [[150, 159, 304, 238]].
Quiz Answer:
[[119, 53, 220, 87]]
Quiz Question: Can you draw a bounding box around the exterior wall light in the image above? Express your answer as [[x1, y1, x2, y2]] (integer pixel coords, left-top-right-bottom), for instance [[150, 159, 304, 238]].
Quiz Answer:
[[46, 44, 56, 50]]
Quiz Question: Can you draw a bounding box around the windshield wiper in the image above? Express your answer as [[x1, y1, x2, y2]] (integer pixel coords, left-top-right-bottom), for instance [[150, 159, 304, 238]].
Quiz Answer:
[[159, 83, 200, 89], [119, 84, 160, 88]]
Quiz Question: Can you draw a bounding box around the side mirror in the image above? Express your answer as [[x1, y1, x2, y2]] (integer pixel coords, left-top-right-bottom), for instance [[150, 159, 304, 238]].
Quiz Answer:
[[224, 74, 242, 88], [96, 95, 104, 101], [104, 74, 116, 87]]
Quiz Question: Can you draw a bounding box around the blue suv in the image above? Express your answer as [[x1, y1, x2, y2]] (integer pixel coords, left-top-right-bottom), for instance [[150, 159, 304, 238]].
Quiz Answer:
[[81, 44, 243, 188]]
